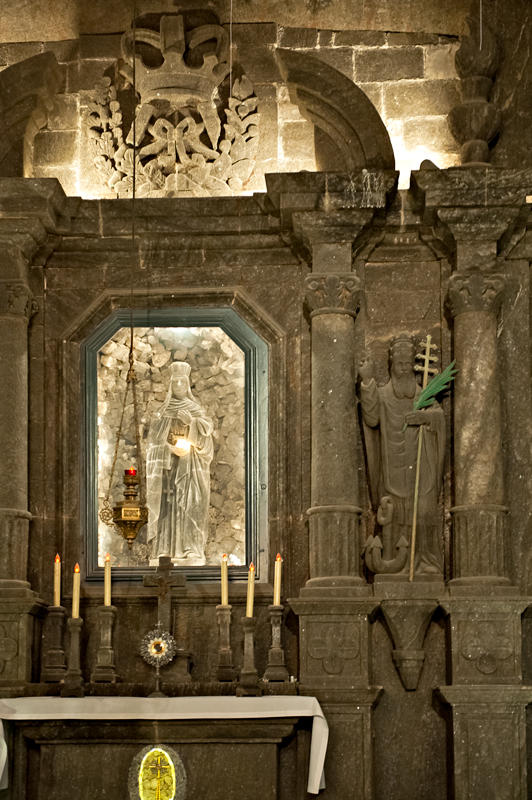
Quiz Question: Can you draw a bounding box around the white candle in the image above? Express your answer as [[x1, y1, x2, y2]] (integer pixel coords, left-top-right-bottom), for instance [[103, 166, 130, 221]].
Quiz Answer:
[[273, 553, 282, 606], [104, 553, 111, 607], [53, 554, 61, 607], [221, 554, 228, 606], [72, 563, 80, 619], [245, 563, 255, 618]]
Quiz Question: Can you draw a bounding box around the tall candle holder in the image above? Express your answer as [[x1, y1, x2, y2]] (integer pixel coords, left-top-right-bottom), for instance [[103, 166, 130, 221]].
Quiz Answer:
[[237, 617, 262, 697], [91, 605, 118, 683], [216, 604, 236, 682], [263, 604, 290, 682], [41, 605, 67, 683], [61, 617, 84, 697]]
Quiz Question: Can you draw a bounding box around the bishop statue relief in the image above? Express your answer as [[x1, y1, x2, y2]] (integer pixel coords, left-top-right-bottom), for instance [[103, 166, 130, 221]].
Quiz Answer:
[[146, 361, 214, 566], [358, 335, 445, 577]]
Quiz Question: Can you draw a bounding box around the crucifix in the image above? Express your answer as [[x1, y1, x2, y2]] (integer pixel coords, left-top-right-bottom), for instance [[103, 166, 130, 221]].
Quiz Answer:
[[143, 555, 185, 632], [150, 752, 171, 800]]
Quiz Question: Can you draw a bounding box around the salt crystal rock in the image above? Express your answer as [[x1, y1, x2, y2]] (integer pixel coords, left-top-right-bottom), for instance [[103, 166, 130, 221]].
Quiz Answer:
[[152, 350, 171, 368]]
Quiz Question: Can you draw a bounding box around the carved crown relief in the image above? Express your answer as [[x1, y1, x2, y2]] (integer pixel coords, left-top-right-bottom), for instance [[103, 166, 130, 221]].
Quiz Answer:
[[84, 13, 259, 198], [447, 269, 505, 315]]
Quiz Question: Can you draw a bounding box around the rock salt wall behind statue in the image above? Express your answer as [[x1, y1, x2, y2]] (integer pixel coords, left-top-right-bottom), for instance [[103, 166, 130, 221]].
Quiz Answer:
[[97, 326, 245, 568]]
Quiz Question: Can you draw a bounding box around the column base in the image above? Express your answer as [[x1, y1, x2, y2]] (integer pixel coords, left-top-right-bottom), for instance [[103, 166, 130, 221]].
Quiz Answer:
[[0, 587, 45, 686], [438, 684, 532, 800]]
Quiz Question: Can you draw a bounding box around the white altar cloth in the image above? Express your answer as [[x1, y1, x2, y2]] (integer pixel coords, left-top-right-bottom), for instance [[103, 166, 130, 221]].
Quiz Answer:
[[0, 695, 327, 794]]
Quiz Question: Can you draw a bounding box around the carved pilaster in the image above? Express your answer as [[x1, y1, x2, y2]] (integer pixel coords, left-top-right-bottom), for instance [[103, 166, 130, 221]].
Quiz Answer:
[[438, 685, 532, 800], [439, 599, 532, 800], [290, 597, 381, 800]]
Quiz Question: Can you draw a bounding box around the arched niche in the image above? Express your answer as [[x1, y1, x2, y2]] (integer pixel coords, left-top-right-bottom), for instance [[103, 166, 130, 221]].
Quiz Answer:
[[275, 48, 395, 172], [0, 53, 62, 177]]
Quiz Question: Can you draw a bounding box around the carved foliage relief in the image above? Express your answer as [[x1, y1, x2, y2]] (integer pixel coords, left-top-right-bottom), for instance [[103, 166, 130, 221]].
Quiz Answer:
[[84, 14, 259, 198]]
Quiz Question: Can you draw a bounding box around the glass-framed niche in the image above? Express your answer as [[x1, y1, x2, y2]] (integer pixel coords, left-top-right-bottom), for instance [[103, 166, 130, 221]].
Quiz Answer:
[[83, 308, 268, 581]]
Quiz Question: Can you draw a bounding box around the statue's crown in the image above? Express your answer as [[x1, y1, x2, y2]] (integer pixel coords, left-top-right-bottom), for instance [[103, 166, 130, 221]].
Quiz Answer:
[[121, 15, 229, 108], [390, 333, 414, 353], [170, 361, 191, 378]]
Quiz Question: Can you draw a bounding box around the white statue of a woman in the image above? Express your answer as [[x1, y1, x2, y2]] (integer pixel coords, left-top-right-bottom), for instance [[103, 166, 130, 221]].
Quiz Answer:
[[146, 361, 213, 565]]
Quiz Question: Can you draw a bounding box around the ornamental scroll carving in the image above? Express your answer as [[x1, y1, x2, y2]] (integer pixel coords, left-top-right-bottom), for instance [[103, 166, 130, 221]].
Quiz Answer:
[[304, 274, 361, 317], [447, 269, 505, 315], [84, 13, 259, 198]]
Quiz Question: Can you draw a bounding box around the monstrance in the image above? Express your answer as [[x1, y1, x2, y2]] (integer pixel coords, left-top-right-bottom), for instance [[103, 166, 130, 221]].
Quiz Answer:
[[140, 623, 177, 697]]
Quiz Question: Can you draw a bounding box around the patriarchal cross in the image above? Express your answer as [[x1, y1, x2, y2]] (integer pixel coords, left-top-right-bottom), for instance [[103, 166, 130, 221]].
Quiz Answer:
[[143, 556, 185, 631]]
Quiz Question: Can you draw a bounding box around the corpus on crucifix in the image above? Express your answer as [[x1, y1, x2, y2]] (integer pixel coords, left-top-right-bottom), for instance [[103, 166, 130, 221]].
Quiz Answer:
[[143, 556, 185, 632]]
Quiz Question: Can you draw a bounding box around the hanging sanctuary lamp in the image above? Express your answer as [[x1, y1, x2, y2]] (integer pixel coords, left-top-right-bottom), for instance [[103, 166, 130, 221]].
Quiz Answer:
[[99, 7, 148, 549], [99, 328, 149, 548]]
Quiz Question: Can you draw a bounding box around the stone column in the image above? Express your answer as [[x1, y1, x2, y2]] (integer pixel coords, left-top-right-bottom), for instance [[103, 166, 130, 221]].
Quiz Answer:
[[305, 268, 363, 585], [446, 268, 508, 583], [0, 271, 33, 586], [0, 179, 68, 689], [0, 248, 45, 688], [412, 166, 532, 800]]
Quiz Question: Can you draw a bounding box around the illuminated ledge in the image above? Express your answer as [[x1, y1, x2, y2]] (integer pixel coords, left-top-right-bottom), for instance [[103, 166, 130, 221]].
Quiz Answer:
[[0, 695, 327, 794]]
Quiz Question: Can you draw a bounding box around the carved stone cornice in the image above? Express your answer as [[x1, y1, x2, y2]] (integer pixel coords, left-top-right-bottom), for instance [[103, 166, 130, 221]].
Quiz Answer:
[[305, 273, 361, 318], [447, 269, 505, 316]]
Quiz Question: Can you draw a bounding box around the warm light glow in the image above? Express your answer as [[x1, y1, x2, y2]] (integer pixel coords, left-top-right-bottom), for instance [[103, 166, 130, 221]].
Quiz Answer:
[[105, 552, 111, 563], [249, 562, 255, 572], [276, 553, 282, 562], [74, 563, 80, 573], [222, 553, 228, 561], [55, 553, 61, 564], [389, 134, 459, 190], [175, 438, 191, 452], [139, 747, 176, 800], [125, 467, 137, 475]]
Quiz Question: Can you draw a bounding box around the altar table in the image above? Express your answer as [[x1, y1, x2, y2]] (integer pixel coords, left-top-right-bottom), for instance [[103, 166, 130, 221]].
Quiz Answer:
[[0, 695, 327, 795]]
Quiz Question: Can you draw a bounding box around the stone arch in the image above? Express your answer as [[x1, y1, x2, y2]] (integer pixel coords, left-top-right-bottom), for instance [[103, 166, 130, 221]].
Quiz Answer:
[[0, 53, 62, 178], [275, 48, 395, 172]]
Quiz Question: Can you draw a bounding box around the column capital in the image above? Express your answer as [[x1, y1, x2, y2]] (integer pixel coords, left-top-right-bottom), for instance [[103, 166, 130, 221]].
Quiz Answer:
[[0, 282, 35, 320], [304, 273, 361, 318], [447, 268, 505, 316]]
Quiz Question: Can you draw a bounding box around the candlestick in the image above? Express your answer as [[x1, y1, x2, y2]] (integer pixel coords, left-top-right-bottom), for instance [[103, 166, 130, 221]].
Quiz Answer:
[[41, 606, 67, 682], [104, 553, 111, 606], [216, 604, 236, 681], [54, 553, 61, 607], [72, 563, 80, 619], [91, 605, 118, 683], [245, 563, 255, 617], [273, 553, 282, 606], [61, 617, 84, 697], [237, 616, 262, 697], [221, 554, 229, 606], [263, 604, 290, 682]]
